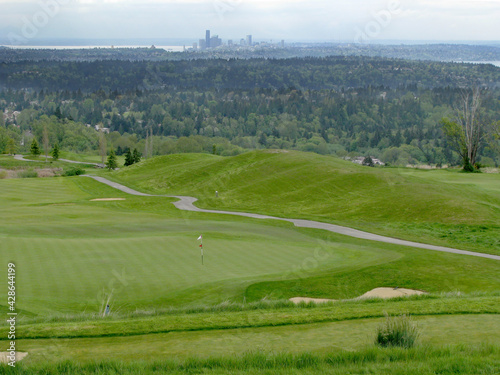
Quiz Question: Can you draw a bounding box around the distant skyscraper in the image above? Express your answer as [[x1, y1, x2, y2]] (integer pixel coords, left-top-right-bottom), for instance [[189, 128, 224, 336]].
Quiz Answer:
[[199, 39, 206, 50], [228, 39, 233, 46], [281, 40, 285, 48], [246, 35, 252, 46], [206, 30, 211, 48], [210, 35, 222, 48]]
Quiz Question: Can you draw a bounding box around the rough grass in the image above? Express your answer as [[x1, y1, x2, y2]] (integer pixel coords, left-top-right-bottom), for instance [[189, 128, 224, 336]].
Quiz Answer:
[[3, 345, 499, 374], [108, 150, 500, 255]]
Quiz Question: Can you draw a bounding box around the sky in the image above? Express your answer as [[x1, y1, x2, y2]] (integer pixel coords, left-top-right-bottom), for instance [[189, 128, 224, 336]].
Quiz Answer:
[[0, 0, 499, 46]]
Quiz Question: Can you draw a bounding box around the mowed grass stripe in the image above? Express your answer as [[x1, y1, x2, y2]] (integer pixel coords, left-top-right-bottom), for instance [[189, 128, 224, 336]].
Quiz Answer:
[[6, 296, 499, 340], [15, 314, 500, 363]]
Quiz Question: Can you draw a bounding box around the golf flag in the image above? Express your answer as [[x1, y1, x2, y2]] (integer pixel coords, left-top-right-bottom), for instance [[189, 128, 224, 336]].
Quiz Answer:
[[198, 235, 204, 265]]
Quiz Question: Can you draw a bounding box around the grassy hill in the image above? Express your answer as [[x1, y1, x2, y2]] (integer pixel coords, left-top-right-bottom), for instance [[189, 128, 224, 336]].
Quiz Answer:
[[109, 150, 500, 255]]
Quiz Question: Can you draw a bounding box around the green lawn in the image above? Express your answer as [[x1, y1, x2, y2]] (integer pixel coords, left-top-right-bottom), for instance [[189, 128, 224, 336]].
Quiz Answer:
[[1, 176, 499, 316], [0, 152, 498, 373]]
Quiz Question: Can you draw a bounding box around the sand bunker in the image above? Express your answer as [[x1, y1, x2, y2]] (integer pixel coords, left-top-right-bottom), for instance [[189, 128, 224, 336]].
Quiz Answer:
[[291, 287, 426, 304], [90, 198, 126, 201], [356, 287, 426, 299], [0, 352, 28, 364]]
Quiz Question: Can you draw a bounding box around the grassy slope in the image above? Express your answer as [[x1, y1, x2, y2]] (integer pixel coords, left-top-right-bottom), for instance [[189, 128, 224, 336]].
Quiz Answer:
[[109, 151, 500, 255]]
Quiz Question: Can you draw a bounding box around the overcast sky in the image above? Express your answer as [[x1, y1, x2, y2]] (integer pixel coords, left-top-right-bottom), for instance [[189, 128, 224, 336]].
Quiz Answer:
[[1, 0, 499, 45]]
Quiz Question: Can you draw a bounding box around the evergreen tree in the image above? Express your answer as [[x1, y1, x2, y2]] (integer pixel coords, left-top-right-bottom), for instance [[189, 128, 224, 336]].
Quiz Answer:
[[106, 149, 118, 170], [124, 148, 134, 166], [51, 143, 60, 161], [6, 138, 17, 155], [54, 106, 63, 119], [362, 156, 375, 167], [132, 148, 141, 164], [30, 138, 41, 157]]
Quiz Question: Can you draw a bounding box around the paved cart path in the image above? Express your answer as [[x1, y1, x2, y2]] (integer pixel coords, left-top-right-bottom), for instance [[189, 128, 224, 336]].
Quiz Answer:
[[83, 175, 500, 261], [14, 154, 103, 167]]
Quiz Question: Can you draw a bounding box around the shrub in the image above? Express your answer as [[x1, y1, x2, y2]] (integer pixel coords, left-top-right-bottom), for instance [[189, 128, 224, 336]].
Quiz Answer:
[[0, 170, 7, 179], [376, 314, 419, 348], [17, 169, 38, 178], [63, 166, 85, 176]]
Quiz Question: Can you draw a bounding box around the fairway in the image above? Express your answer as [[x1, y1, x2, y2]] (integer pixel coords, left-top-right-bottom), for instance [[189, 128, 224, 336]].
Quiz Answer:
[[108, 151, 500, 256]]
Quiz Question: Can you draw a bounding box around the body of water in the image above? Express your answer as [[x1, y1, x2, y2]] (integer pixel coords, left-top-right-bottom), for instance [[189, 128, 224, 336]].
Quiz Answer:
[[459, 61, 500, 67], [2, 45, 186, 52]]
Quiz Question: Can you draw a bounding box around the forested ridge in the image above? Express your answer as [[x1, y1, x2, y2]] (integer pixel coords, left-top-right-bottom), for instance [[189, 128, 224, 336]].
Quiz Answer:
[[1, 56, 499, 92], [1, 55, 499, 167]]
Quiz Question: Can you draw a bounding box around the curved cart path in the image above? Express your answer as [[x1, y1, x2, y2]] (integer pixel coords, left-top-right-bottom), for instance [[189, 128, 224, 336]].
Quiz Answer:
[[14, 154, 103, 167], [83, 175, 500, 261]]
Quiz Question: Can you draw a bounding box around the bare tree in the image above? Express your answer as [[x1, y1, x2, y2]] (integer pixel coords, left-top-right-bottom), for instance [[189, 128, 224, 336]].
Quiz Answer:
[[43, 125, 50, 162], [99, 131, 107, 166], [442, 87, 485, 171], [149, 127, 154, 158], [487, 121, 500, 157]]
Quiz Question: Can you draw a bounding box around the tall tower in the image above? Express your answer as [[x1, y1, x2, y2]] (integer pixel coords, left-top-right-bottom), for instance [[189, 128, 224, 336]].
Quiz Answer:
[[246, 35, 252, 46], [206, 30, 211, 49]]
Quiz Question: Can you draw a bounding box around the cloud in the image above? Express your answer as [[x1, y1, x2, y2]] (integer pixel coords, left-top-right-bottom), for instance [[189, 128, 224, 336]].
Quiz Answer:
[[0, 0, 498, 42]]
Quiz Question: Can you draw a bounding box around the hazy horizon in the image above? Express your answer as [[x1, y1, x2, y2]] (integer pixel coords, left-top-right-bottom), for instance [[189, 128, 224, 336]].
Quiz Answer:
[[1, 0, 499, 47]]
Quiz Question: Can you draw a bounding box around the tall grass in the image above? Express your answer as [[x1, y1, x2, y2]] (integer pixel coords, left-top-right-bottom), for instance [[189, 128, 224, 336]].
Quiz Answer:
[[2, 345, 498, 374], [376, 314, 419, 348], [17, 169, 38, 178]]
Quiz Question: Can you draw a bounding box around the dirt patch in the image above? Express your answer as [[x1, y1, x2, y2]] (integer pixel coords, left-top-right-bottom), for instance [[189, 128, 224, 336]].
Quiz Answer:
[[0, 168, 62, 179], [290, 287, 426, 304], [37, 168, 63, 178], [265, 150, 290, 154], [90, 198, 126, 202], [290, 297, 336, 304], [0, 352, 28, 364]]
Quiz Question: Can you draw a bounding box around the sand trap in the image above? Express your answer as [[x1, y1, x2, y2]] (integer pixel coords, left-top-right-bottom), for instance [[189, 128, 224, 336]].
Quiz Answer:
[[290, 287, 426, 304], [90, 198, 126, 201], [0, 352, 28, 363], [290, 297, 336, 304], [356, 287, 426, 299]]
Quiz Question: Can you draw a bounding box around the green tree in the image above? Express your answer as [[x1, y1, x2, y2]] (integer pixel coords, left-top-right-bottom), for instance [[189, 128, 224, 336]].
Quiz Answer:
[[132, 148, 141, 164], [362, 155, 375, 167], [51, 143, 60, 161], [6, 138, 17, 155], [124, 148, 134, 166], [106, 149, 118, 170], [30, 138, 41, 157]]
